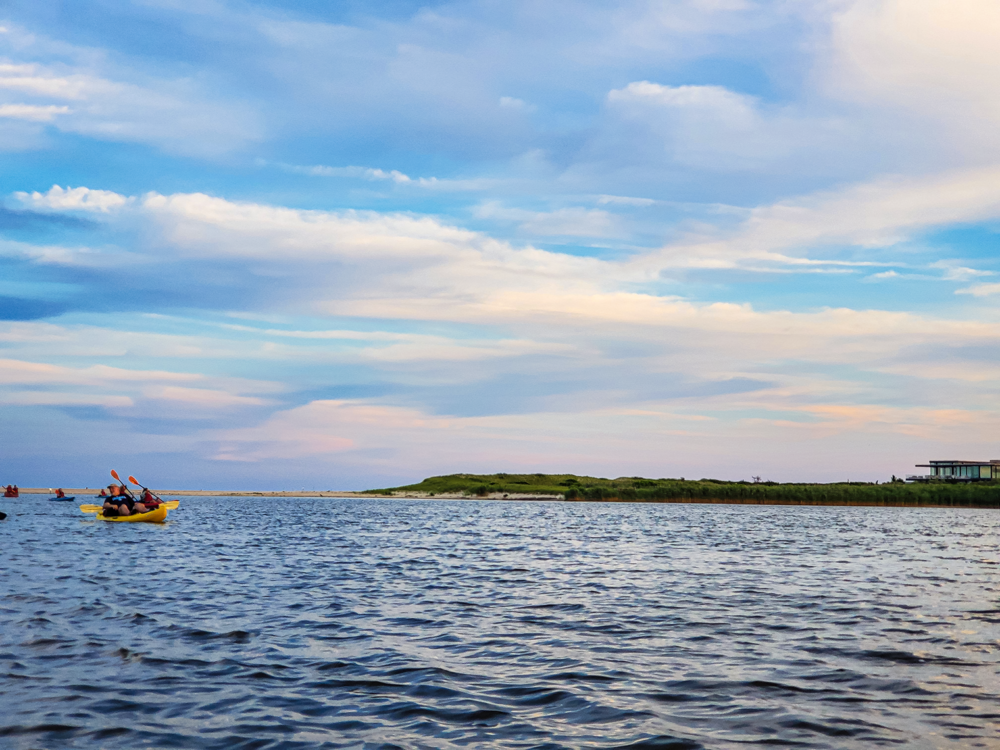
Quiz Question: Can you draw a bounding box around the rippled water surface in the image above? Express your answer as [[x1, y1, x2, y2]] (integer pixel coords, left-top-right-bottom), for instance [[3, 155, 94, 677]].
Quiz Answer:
[[2, 497, 1000, 749]]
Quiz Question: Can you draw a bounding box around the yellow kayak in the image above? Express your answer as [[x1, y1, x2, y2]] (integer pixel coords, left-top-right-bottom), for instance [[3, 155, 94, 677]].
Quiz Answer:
[[80, 504, 168, 523]]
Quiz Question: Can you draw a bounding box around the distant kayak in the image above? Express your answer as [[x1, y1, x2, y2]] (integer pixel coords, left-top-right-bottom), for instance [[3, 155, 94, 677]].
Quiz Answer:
[[49, 496, 76, 502]]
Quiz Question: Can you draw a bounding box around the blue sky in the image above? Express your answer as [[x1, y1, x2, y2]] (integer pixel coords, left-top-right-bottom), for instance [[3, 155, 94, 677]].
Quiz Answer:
[[1, 0, 999, 489]]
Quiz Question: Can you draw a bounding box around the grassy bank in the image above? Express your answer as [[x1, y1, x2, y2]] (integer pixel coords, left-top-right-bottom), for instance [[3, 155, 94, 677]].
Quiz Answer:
[[365, 473, 1000, 507]]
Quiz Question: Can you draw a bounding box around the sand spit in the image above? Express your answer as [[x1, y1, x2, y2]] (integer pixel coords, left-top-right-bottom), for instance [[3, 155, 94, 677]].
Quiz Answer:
[[12, 488, 558, 499], [8, 489, 980, 507]]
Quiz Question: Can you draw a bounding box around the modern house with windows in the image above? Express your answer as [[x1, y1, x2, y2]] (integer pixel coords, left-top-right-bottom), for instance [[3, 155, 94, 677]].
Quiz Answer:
[[909, 460, 1000, 482]]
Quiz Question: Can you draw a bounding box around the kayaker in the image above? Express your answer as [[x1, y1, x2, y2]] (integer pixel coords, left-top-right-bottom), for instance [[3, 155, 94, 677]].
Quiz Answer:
[[102, 485, 150, 516], [104, 496, 144, 516], [139, 487, 161, 506], [55, 488, 65, 498]]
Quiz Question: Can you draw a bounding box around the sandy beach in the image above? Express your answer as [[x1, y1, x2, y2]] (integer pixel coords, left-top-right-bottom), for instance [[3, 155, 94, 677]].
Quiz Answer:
[[9, 488, 560, 500]]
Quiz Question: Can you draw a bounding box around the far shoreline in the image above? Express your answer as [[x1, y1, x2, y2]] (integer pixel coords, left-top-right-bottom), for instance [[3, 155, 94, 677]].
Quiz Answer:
[[5, 487, 990, 508]]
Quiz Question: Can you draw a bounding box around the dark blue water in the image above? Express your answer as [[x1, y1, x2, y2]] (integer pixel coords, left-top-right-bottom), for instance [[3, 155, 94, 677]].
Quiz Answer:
[[2, 498, 999, 749]]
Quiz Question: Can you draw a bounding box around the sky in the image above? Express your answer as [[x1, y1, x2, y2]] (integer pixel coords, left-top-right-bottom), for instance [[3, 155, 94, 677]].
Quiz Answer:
[[1, 0, 999, 490]]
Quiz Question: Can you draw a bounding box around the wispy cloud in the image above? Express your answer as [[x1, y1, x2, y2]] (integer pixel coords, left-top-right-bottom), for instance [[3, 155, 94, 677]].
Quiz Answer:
[[0, 103, 70, 121], [0, 29, 262, 155], [474, 202, 620, 237], [956, 282, 1000, 297], [267, 160, 494, 191]]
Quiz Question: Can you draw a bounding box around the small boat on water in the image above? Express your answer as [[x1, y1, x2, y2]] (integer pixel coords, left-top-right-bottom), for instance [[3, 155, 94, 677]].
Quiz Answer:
[[88, 504, 168, 523], [79, 470, 174, 523], [49, 496, 76, 502]]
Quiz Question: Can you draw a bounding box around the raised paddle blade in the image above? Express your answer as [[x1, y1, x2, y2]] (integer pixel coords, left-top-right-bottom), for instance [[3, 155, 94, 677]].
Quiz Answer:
[[128, 475, 140, 486], [111, 469, 121, 482]]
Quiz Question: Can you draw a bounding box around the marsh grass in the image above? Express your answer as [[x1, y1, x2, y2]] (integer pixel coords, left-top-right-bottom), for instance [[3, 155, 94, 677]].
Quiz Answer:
[[365, 473, 1000, 507]]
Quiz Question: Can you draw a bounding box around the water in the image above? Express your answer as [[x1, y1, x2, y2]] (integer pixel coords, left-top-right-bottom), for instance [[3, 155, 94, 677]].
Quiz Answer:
[[2, 497, 999, 749]]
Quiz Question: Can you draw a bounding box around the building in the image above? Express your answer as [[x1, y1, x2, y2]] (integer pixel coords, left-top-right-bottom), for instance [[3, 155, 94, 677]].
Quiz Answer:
[[909, 460, 1000, 482]]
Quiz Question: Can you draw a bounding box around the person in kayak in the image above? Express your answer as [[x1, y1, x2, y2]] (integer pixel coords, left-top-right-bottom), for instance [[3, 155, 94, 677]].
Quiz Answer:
[[55, 488, 66, 498], [102, 485, 151, 517], [138, 487, 161, 507]]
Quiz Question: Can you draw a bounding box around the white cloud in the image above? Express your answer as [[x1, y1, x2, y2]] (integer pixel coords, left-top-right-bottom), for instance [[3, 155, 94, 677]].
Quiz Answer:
[[597, 194, 657, 207], [0, 357, 281, 417], [0, 392, 134, 407], [956, 283, 1000, 297], [0, 358, 199, 386], [826, 0, 1000, 157], [499, 96, 535, 112], [0, 103, 69, 121], [929, 260, 993, 282], [605, 81, 845, 171], [0, 33, 261, 155], [283, 163, 414, 183], [865, 270, 899, 281], [639, 164, 1000, 272], [16, 185, 130, 212], [143, 385, 269, 408], [0, 62, 88, 99], [268, 160, 493, 191], [474, 201, 620, 237], [21, 184, 1000, 347]]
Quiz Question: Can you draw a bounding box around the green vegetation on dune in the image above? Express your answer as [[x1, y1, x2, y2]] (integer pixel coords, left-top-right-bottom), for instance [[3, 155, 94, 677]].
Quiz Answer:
[[365, 473, 1000, 507]]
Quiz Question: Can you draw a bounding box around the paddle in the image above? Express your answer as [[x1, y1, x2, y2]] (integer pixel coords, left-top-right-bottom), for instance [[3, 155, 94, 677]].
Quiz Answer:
[[128, 474, 153, 497], [128, 474, 176, 508], [110, 469, 135, 499]]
